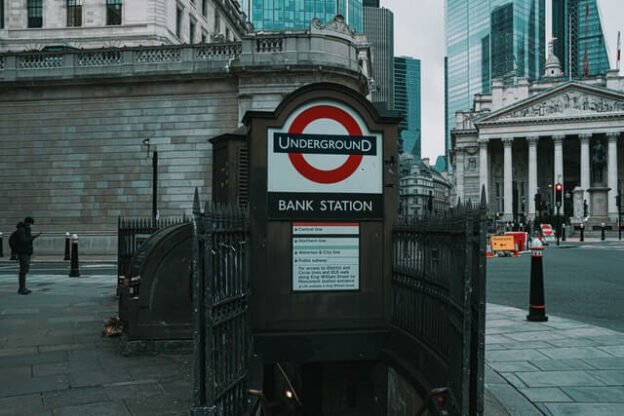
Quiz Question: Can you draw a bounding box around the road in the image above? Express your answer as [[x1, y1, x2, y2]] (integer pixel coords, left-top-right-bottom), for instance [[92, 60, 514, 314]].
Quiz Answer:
[[0, 261, 117, 276], [487, 240, 624, 332]]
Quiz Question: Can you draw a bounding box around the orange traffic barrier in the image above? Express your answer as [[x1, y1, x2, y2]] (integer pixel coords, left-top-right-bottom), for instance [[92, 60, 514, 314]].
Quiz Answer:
[[486, 240, 494, 258]]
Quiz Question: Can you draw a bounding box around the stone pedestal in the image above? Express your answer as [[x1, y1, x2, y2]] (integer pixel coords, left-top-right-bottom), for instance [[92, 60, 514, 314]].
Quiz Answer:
[[572, 187, 585, 223], [588, 186, 610, 223]]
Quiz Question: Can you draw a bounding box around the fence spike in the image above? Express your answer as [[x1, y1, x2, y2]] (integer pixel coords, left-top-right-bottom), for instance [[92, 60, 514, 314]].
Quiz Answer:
[[193, 188, 201, 215]]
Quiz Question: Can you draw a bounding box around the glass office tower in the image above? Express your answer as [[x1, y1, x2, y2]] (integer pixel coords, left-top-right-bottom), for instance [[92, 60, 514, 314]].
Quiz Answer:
[[364, 3, 394, 110], [445, 0, 545, 160], [552, 0, 610, 78], [244, 0, 364, 32], [394, 57, 422, 158]]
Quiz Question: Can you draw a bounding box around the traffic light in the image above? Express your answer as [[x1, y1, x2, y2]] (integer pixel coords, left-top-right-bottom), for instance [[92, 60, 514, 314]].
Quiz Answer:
[[555, 183, 563, 208]]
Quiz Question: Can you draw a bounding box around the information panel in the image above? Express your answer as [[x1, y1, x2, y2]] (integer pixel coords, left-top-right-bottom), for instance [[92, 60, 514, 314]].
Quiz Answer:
[[292, 223, 359, 291]]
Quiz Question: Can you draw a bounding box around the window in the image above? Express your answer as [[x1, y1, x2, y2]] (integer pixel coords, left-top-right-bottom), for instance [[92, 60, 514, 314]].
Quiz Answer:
[[202, 0, 207, 17], [67, 0, 82, 27], [214, 10, 220, 33], [106, 0, 122, 26], [27, 0, 43, 28], [189, 19, 196, 43], [176, 7, 183, 38]]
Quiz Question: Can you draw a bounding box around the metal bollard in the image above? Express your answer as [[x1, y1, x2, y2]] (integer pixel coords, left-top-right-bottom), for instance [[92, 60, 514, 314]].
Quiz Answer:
[[0, 232, 3, 258], [580, 223, 585, 242], [562, 224, 566, 241], [64, 232, 70, 261], [527, 238, 548, 322], [69, 234, 80, 277], [601, 222, 606, 241]]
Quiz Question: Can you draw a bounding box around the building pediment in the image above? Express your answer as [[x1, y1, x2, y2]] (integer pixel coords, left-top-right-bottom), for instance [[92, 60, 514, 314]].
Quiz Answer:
[[476, 82, 624, 125]]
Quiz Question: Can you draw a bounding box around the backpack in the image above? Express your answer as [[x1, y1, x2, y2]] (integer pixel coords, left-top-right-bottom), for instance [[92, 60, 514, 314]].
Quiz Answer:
[[8, 231, 18, 252]]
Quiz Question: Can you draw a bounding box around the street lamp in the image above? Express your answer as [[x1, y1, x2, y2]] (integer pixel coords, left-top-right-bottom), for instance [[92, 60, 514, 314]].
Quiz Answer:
[[555, 182, 563, 246], [617, 181, 622, 241], [142, 138, 158, 223]]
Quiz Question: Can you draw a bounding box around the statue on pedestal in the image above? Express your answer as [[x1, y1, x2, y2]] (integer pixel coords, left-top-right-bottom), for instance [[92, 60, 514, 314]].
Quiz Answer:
[[591, 141, 606, 184]]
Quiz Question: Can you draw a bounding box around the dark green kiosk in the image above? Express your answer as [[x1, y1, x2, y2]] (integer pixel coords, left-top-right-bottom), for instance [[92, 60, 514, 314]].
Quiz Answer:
[[243, 83, 400, 413]]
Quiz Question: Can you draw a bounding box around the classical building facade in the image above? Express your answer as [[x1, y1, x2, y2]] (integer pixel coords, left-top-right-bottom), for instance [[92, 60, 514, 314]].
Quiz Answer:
[[452, 52, 624, 226], [0, 17, 373, 253], [0, 0, 247, 51]]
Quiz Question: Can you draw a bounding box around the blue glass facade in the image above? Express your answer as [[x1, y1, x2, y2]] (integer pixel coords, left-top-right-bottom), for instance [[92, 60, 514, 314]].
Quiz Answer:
[[445, 0, 545, 159], [552, 0, 609, 78], [394, 56, 421, 158], [245, 0, 363, 32]]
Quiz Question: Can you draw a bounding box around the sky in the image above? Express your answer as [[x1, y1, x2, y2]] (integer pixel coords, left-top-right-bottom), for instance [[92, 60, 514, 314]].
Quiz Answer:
[[381, 0, 624, 163]]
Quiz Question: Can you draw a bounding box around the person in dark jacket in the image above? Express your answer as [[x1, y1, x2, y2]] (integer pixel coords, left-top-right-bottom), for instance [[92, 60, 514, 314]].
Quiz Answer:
[[14, 216, 41, 295]]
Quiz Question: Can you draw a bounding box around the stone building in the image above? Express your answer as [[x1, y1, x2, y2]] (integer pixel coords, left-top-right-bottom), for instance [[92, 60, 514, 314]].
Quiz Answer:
[[0, 17, 373, 253], [451, 50, 624, 227], [399, 153, 451, 217], [0, 0, 247, 52]]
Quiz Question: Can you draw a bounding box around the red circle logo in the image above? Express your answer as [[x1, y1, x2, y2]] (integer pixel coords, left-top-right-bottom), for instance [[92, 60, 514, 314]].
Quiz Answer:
[[288, 105, 363, 184]]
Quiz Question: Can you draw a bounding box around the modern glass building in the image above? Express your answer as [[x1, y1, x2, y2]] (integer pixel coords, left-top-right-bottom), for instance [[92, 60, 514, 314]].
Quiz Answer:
[[363, 4, 394, 109], [552, 0, 610, 78], [243, 0, 364, 32], [394, 56, 422, 158], [445, 0, 545, 161]]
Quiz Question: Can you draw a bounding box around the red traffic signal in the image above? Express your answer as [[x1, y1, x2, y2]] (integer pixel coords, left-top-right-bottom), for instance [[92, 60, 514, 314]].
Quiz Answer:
[[555, 183, 563, 207]]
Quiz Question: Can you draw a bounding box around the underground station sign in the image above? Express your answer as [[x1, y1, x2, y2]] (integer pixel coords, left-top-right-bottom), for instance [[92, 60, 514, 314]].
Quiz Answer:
[[267, 100, 383, 219]]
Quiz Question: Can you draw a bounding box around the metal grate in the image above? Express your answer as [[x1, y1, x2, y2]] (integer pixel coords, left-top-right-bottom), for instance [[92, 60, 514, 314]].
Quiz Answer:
[[237, 146, 249, 206]]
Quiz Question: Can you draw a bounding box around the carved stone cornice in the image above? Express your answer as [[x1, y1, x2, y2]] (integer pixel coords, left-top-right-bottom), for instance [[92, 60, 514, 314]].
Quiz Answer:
[[552, 135, 565, 144], [606, 131, 620, 141], [527, 136, 539, 146], [477, 138, 489, 148], [502, 137, 514, 147], [579, 133, 592, 142]]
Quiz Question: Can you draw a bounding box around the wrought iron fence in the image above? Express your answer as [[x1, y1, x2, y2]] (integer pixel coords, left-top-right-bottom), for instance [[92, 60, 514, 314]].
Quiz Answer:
[[389, 193, 487, 415], [191, 192, 251, 416], [117, 216, 188, 285]]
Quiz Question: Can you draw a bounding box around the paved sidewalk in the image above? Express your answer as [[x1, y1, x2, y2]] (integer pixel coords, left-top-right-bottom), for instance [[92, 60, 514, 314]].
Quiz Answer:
[[485, 303, 624, 416], [0, 273, 191, 416]]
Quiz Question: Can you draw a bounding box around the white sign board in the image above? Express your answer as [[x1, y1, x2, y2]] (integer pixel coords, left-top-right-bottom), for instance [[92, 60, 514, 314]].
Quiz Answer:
[[292, 223, 359, 291]]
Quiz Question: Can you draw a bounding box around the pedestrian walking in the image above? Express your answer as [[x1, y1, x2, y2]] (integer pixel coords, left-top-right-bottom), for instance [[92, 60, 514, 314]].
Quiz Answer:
[[14, 216, 41, 295]]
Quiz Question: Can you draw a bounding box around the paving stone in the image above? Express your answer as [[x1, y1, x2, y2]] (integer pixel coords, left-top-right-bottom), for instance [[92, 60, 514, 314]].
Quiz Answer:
[[487, 361, 540, 373], [484, 384, 543, 416], [124, 393, 191, 416], [33, 362, 70, 377], [0, 365, 32, 379], [504, 330, 568, 342], [0, 374, 70, 397], [562, 386, 624, 402], [499, 373, 529, 389], [486, 349, 550, 362], [486, 334, 517, 344], [588, 370, 624, 386], [0, 346, 38, 358], [51, 400, 131, 416], [103, 381, 164, 401], [546, 338, 598, 348], [537, 347, 613, 360], [500, 341, 553, 350], [514, 371, 605, 388], [557, 327, 621, 338], [581, 357, 624, 370], [43, 386, 108, 409], [597, 345, 624, 357], [529, 359, 595, 371], [544, 403, 624, 416], [517, 387, 572, 403], [70, 369, 133, 388], [0, 393, 45, 416]]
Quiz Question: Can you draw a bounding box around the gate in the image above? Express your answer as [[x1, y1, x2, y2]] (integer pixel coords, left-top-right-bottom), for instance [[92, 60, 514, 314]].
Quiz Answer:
[[191, 191, 252, 416], [387, 193, 486, 415]]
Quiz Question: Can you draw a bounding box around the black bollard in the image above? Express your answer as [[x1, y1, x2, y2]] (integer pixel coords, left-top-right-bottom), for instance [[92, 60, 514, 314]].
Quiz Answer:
[[527, 237, 548, 322], [69, 234, 80, 277], [562, 224, 566, 241], [580, 223, 585, 242], [63, 232, 70, 261], [0, 232, 3, 258], [601, 222, 606, 241]]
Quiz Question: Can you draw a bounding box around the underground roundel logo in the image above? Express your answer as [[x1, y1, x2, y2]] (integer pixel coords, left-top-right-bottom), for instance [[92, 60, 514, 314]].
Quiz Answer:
[[287, 105, 363, 184]]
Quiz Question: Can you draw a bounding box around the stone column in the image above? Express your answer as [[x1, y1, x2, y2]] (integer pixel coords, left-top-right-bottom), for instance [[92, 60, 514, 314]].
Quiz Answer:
[[503, 137, 513, 220], [608, 132, 619, 220], [580, 133, 591, 214], [456, 148, 465, 204], [478, 138, 489, 203], [553, 135, 565, 213], [527, 136, 539, 220]]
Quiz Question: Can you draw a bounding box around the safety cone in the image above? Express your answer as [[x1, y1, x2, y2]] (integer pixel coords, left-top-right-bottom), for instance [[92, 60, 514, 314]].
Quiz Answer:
[[527, 237, 548, 322], [486, 240, 494, 259]]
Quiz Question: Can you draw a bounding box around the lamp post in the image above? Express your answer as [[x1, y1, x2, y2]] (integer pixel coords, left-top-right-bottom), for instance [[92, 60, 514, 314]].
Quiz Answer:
[[143, 139, 158, 223], [617, 181, 622, 241]]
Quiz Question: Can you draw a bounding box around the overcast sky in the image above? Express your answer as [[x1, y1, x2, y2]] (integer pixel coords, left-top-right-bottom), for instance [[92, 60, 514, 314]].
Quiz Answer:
[[381, 0, 624, 163]]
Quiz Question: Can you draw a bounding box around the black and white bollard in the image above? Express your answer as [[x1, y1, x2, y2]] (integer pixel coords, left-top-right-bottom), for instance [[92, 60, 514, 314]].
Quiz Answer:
[[64, 232, 70, 261], [527, 237, 548, 322], [69, 234, 80, 277], [601, 222, 606, 241], [0, 232, 3, 258]]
